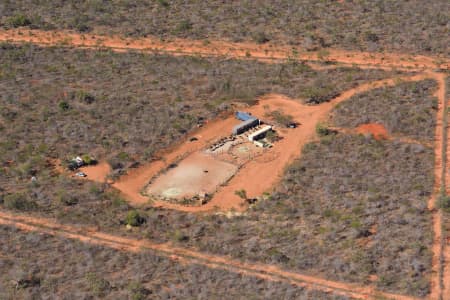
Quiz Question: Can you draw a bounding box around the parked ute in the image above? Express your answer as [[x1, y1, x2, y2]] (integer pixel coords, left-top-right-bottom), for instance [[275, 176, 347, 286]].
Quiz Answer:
[[75, 172, 87, 177]]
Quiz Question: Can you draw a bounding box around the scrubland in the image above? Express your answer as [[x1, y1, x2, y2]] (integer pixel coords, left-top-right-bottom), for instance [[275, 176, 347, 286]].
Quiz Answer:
[[1, 1, 449, 55]]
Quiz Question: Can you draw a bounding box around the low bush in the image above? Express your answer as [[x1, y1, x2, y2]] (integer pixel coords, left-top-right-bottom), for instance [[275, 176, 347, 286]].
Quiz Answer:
[[315, 123, 335, 136], [266, 110, 294, 127], [4, 193, 37, 211], [439, 195, 450, 212], [125, 210, 145, 227], [6, 14, 31, 28], [0, 225, 349, 299]]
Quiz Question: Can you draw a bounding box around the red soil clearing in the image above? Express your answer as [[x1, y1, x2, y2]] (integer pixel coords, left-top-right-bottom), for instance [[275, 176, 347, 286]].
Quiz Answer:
[[73, 74, 432, 213], [79, 162, 111, 183], [355, 123, 389, 140], [0, 29, 448, 72]]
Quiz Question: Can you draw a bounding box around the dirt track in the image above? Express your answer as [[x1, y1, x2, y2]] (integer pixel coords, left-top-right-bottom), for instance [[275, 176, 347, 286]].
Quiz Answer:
[[425, 72, 446, 300], [0, 210, 418, 300], [329, 124, 433, 146], [0, 28, 448, 299], [0, 29, 448, 71], [439, 71, 450, 300]]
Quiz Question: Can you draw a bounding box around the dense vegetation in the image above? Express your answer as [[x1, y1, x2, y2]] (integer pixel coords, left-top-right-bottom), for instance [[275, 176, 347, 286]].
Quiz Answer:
[[0, 225, 350, 299], [0, 43, 397, 184], [1, 1, 449, 55], [331, 79, 438, 142]]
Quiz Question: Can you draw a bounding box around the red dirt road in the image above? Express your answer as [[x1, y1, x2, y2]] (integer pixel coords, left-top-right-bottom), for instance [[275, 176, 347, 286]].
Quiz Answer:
[[0, 29, 448, 71], [438, 71, 450, 300], [427, 72, 446, 300], [0, 210, 417, 300]]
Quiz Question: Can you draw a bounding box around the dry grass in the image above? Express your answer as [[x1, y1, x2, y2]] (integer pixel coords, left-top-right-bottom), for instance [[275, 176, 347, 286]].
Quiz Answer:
[[331, 79, 438, 142], [0, 225, 350, 299]]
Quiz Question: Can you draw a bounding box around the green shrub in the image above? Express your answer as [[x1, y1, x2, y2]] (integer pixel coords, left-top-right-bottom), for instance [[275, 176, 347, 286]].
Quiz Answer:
[[301, 85, 338, 104], [7, 14, 31, 28], [252, 31, 270, 44], [128, 281, 150, 300], [59, 193, 78, 206], [438, 194, 450, 212], [58, 101, 70, 111], [176, 20, 192, 32], [172, 229, 189, 242], [125, 210, 145, 226], [315, 123, 333, 136], [157, 0, 170, 7], [364, 31, 379, 42], [4, 193, 37, 211], [265, 130, 279, 143], [267, 110, 294, 127], [71, 15, 91, 32], [85, 272, 111, 296], [117, 151, 129, 161], [82, 154, 96, 165], [75, 90, 95, 104]]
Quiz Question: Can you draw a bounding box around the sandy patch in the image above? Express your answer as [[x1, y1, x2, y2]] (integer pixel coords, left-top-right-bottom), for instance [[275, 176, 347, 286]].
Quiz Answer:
[[146, 152, 238, 200]]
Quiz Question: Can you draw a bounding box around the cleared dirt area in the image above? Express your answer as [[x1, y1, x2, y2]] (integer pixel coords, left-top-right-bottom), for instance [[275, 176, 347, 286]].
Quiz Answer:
[[146, 152, 238, 201], [355, 123, 389, 140], [79, 162, 111, 183], [0, 29, 448, 71], [71, 74, 434, 213]]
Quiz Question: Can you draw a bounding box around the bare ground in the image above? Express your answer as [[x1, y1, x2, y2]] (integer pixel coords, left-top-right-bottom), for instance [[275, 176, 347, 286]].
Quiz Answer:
[[0, 29, 448, 71]]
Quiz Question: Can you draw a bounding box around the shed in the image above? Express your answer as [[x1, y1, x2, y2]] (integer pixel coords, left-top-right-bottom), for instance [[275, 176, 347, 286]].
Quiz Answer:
[[248, 125, 273, 141], [232, 118, 260, 135], [235, 111, 254, 121]]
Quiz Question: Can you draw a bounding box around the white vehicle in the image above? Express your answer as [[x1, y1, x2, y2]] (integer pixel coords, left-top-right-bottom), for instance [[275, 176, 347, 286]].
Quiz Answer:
[[75, 172, 87, 177]]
